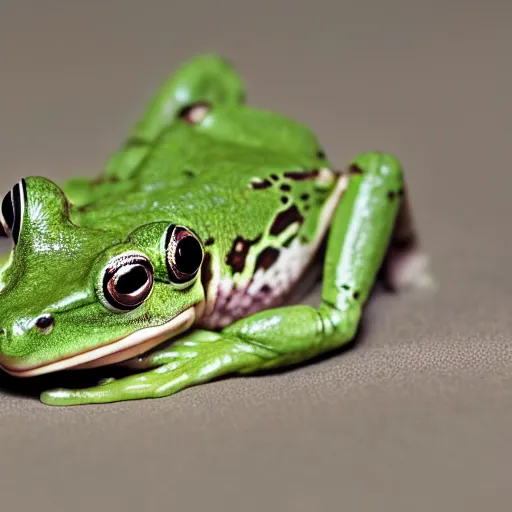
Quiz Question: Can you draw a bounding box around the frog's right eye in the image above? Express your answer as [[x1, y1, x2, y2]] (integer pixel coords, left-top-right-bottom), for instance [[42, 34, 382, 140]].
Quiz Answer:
[[178, 102, 211, 124], [0, 179, 27, 246], [165, 225, 204, 288], [101, 252, 154, 312]]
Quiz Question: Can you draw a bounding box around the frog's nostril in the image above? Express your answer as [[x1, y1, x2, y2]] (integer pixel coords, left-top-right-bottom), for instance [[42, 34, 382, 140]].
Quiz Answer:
[[35, 314, 55, 334]]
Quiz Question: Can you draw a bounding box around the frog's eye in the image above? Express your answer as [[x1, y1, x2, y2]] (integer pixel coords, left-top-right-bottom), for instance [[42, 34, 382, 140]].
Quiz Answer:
[[165, 225, 204, 287], [178, 102, 211, 125], [101, 252, 154, 312], [0, 179, 27, 246]]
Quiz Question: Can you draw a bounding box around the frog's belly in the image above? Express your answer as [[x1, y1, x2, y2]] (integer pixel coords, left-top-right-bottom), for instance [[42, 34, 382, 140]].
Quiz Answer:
[[199, 236, 320, 330]]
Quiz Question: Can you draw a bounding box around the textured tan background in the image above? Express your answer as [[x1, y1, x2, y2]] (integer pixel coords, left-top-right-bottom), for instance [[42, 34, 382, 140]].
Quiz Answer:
[[0, 1, 510, 510]]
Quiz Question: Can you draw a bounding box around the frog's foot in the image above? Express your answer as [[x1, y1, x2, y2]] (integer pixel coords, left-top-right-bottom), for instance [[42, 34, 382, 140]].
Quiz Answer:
[[40, 331, 274, 406]]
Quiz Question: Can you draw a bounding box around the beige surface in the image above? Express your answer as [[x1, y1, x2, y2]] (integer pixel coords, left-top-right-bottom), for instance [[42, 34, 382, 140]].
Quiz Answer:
[[0, 1, 510, 510]]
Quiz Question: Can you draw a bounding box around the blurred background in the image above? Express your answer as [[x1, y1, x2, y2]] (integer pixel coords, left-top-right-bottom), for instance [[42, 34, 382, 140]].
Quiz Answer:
[[0, 1, 511, 511]]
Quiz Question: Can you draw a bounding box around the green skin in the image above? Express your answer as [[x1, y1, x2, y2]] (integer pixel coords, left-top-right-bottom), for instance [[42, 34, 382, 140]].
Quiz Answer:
[[0, 55, 424, 406]]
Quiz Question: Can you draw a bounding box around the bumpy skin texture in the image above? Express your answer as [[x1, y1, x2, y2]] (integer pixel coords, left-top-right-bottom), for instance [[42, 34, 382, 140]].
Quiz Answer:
[[0, 55, 424, 405]]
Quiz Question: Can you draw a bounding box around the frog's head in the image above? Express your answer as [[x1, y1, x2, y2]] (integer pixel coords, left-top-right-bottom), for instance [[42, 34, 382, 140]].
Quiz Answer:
[[0, 177, 205, 377]]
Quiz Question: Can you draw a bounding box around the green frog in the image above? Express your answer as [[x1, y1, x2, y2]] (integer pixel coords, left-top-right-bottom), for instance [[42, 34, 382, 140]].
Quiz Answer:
[[0, 55, 430, 405]]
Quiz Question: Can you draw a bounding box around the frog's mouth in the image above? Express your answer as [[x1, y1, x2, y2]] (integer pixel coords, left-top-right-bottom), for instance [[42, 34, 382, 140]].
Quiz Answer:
[[1, 305, 200, 378]]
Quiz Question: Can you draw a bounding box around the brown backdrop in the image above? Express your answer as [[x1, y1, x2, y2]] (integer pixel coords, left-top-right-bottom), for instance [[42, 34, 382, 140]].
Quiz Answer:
[[0, 1, 510, 510]]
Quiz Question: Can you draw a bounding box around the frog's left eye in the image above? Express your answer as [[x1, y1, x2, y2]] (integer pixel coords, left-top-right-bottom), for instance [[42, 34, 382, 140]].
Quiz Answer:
[[165, 225, 204, 287], [0, 179, 27, 246], [101, 253, 154, 312]]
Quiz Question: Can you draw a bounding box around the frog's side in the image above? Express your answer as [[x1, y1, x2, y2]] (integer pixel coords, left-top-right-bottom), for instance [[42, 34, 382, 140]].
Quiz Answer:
[[0, 55, 431, 405]]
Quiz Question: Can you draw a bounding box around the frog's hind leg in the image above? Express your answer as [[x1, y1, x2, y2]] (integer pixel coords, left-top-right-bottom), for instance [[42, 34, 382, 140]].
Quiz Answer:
[[379, 189, 435, 292], [104, 54, 245, 181]]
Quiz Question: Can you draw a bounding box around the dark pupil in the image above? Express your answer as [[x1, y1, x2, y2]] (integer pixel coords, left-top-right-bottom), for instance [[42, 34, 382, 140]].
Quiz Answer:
[[115, 266, 148, 295], [1, 192, 14, 231], [175, 237, 202, 275]]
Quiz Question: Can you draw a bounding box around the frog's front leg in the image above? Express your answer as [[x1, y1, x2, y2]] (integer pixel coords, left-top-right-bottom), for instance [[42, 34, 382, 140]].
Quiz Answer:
[[40, 332, 275, 406], [41, 151, 407, 406]]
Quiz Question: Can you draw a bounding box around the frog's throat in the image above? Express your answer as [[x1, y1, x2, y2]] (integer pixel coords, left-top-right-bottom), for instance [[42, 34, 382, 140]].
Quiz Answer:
[[2, 304, 202, 378]]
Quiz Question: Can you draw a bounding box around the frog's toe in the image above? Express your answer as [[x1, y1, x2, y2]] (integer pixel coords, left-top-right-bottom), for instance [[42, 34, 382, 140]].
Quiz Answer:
[[40, 380, 133, 406], [40, 388, 88, 407]]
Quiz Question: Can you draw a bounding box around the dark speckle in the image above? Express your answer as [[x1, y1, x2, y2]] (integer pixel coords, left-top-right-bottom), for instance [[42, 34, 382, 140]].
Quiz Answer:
[[270, 174, 279, 181], [349, 164, 364, 175], [251, 179, 272, 190], [281, 196, 289, 204], [184, 169, 195, 178], [300, 193, 310, 201], [270, 205, 304, 236], [260, 284, 272, 294], [342, 284, 350, 290], [280, 184, 291, 192], [226, 235, 262, 274], [255, 247, 280, 271], [387, 191, 396, 200], [398, 188, 405, 197], [205, 237, 215, 246], [353, 291, 360, 300], [284, 170, 319, 181], [316, 149, 326, 159]]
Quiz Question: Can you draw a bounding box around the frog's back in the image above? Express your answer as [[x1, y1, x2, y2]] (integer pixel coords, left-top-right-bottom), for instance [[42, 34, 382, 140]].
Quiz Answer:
[[69, 102, 350, 329]]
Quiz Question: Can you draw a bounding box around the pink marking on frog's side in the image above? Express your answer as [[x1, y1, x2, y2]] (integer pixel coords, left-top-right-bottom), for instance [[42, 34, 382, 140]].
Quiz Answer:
[[200, 236, 309, 329], [198, 170, 350, 330]]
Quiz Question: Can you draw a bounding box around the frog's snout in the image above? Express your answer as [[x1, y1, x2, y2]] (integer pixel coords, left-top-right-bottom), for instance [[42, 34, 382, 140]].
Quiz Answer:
[[0, 314, 54, 346]]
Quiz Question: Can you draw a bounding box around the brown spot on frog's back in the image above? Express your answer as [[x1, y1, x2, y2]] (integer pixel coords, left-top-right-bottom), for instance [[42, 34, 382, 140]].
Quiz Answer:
[[270, 205, 304, 236], [255, 247, 280, 271], [348, 163, 364, 175], [283, 170, 320, 181], [250, 179, 272, 190], [226, 235, 262, 274]]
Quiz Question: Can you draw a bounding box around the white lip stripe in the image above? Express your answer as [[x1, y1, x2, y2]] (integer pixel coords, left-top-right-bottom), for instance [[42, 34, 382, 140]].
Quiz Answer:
[[1, 305, 200, 378]]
